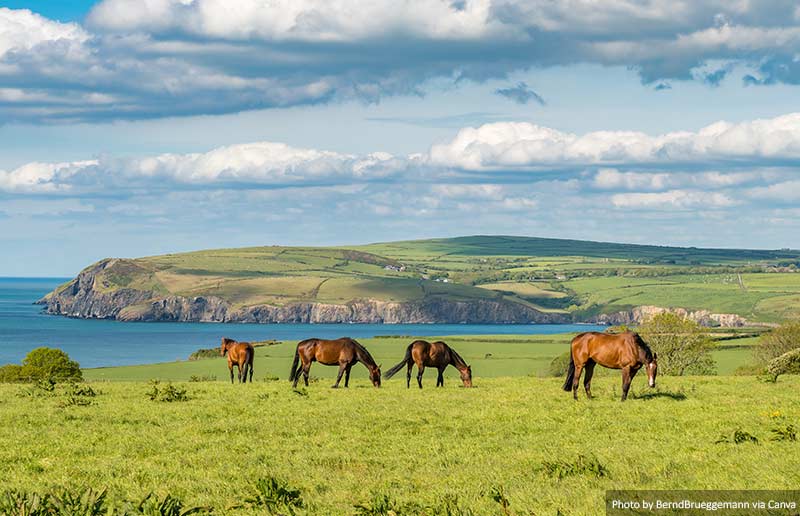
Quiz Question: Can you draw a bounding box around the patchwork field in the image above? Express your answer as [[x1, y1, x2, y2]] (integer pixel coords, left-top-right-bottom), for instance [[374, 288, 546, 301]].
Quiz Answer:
[[44, 236, 800, 323], [2, 375, 799, 515]]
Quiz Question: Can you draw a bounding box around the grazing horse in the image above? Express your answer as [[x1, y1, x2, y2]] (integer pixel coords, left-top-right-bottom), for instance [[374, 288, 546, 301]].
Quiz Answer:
[[563, 331, 657, 401], [289, 338, 381, 388], [220, 337, 254, 384], [384, 340, 473, 389]]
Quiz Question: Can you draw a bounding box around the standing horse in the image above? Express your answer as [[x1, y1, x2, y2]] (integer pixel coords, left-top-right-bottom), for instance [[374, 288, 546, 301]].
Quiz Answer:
[[563, 331, 657, 401], [289, 338, 381, 388], [220, 337, 254, 384], [384, 340, 472, 388]]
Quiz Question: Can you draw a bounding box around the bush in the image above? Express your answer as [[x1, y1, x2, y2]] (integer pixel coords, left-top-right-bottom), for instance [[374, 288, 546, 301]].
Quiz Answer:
[[766, 348, 800, 379], [188, 348, 219, 361], [20, 347, 82, 383], [0, 364, 23, 383], [146, 381, 188, 402], [547, 351, 572, 377], [638, 313, 716, 375], [245, 477, 303, 515], [755, 321, 800, 364]]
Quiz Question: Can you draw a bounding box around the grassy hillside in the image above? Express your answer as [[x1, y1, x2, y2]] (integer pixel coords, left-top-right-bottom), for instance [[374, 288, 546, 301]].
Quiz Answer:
[[2, 376, 798, 514], [50, 235, 800, 322]]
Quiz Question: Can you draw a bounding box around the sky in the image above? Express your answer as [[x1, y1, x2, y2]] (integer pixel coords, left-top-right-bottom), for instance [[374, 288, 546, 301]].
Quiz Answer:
[[1, 1, 800, 276]]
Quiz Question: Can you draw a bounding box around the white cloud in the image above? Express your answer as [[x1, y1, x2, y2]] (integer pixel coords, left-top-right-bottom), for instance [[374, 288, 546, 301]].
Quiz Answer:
[[5, 2, 800, 121], [611, 190, 736, 209], [746, 180, 800, 202], [429, 114, 800, 170]]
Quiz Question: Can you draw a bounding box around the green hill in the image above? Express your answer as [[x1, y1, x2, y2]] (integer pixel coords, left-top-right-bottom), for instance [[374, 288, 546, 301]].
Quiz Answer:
[[39, 236, 800, 324]]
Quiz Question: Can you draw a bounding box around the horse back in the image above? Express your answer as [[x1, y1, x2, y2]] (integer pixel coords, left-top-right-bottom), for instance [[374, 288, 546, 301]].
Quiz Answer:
[[573, 331, 640, 369]]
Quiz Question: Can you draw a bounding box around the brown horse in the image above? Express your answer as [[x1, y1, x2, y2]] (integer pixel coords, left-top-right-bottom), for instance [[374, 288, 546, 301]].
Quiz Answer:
[[289, 337, 381, 388], [384, 340, 472, 388], [563, 331, 657, 401], [220, 337, 254, 384]]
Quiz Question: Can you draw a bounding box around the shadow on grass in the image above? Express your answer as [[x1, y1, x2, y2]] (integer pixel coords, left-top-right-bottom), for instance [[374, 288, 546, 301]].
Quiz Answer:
[[631, 390, 687, 401]]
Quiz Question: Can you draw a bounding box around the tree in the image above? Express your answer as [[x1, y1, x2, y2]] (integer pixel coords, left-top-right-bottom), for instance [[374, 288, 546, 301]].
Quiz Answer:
[[0, 364, 23, 383], [19, 347, 82, 382], [766, 348, 800, 379], [638, 312, 716, 375], [754, 321, 800, 365]]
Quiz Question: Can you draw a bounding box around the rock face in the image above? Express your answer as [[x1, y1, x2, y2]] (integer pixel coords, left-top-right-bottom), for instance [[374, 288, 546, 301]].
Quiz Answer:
[[591, 305, 747, 327], [38, 260, 567, 324]]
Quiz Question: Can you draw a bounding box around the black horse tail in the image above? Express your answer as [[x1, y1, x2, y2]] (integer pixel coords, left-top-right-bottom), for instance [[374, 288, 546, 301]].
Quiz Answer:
[[562, 353, 576, 391], [384, 344, 412, 379], [289, 345, 300, 382], [246, 346, 254, 380]]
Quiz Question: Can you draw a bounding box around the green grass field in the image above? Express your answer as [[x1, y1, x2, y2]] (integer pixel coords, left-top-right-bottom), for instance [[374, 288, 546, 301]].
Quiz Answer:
[[83, 333, 757, 383], [2, 375, 799, 515], [45, 236, 800, 323]]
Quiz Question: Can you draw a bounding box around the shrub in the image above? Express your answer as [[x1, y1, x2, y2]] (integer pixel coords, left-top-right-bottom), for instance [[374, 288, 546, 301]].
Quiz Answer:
[[638, 313, 716, 375], [245, 477, 303, 515], [49, 487, 108, 515], [20, 347, 82, 383], [754, 321, 800, 364], [188, 374, 216, 383], [353, 493, 403, 516], [0, 364, 23, 383], [131, 492, 210, 515], [146, 381, 188, 402], [547, 351, 572, 377], [766, 348, 800, 379], [188, 348, 219, 361], [716, 429, 759, 444], [770, 425, 797, 442]]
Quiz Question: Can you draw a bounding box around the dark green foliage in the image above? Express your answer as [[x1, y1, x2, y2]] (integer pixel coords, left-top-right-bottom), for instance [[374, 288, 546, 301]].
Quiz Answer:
[[353, 494, 403, 516], [146, 381, 188, 402], [60, 383, 97, 407], [131, 493, 210, 516], [770, 425, 797, 442], [0, 364, 24, 383], [20, 348, 83, 383], [0, 490, 49, 516], [716, 429, 759, 444], [1, 348, 82, 384], [187, 349, 219, 361], [48, 487, 108, 516], [187, 375, 216, 383], [755, 321, 800, 364], [540, 455, 609, 479], [245, 477, 303, 515]]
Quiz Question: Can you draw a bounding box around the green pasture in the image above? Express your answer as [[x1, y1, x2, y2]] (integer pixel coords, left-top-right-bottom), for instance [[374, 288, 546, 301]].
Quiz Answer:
[[2, 375, 799, 515], [84, 333, 756, 383]]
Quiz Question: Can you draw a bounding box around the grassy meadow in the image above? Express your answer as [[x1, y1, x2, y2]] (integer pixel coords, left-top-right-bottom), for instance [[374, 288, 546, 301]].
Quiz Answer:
[[2, 374, 799, 515]]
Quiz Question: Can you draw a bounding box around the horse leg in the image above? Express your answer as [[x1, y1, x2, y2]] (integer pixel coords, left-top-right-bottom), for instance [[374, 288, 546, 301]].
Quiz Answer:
[[572, 363, 584, 400], [583, 360, 596, 398], [302, 364, 311, 387], [229, 363, 234, 384], [237, 363, 243, 383], [621, 366, 633, 401], [406, 362, 413, 389], [248, 358, 253, 383], [437, 367, 445, 387], [344, 364, 352, 388], [417, 364, 425, 389], [332, 363, 346, 388]]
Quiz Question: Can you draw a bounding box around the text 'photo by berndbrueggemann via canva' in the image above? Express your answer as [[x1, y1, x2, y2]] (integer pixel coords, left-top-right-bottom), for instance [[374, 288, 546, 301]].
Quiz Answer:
[[1, 1, 800, 514]]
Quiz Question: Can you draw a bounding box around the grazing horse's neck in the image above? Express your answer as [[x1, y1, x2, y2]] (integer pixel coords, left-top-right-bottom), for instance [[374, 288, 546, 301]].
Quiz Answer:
[[353, 341, 377, 369]]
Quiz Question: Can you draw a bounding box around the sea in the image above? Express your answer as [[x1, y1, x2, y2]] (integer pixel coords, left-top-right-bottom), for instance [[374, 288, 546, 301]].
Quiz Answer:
[[0, 277, 604, 368]]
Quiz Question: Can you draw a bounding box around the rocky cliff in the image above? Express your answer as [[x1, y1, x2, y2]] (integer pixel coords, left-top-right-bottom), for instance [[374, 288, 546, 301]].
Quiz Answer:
[[37, 260, 567, 324], [590, 305, 748, 327]]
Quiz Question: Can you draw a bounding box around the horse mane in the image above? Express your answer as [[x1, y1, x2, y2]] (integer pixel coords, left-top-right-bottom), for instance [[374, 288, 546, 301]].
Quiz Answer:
[[630, 332, 654, 362], [445, 343, 469, 369], [350, 338, 377, 367]]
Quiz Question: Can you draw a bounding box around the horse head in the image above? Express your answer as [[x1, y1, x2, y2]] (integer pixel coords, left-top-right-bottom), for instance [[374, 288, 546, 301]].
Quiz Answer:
[[220, 337, 233, 356], [646, 353, 658, 388], [459, 365, 473, 388], [370, 364, 382, 387]]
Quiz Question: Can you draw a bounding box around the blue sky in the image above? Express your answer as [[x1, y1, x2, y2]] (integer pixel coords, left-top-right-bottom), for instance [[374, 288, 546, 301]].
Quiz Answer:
[[1, 1, 800, 275]]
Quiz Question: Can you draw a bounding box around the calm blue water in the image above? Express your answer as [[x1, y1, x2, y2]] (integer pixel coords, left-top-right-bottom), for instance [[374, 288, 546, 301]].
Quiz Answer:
[[0, 277, 604, 368]]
